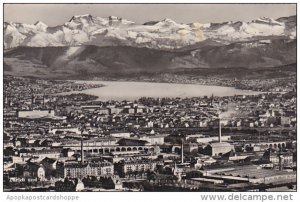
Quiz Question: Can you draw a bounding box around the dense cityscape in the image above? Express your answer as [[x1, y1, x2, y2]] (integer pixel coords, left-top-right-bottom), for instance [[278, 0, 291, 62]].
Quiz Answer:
[[3, 3, 297, 195], [3, 75, 296, 192]]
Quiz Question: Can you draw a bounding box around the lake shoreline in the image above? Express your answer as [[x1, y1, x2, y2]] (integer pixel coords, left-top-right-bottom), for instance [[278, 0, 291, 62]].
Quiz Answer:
[[60, 80, 263, 101], [66, 78, 262, 92]]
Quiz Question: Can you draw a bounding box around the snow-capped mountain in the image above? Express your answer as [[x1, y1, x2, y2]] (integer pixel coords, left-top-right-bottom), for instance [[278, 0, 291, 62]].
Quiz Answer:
[[4, 14, 296, 49]]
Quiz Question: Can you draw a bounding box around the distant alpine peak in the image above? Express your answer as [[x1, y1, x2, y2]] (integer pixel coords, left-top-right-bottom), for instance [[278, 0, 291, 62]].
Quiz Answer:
[[69, 14, 95, 23], [254, 17, 283, 26], [70, 14, 93, 19], [108, 15, 120, 20], [67, 14, 134, 25], [258, 16, 272, 20], [107, 16, 135, 25], [70, 14, 123, 21], [161, 18, 175, 22], [34, 21, 48, 26], [153, 18, 184, 28], [257, 16, 278, 22], [159, 18, 177, 24]]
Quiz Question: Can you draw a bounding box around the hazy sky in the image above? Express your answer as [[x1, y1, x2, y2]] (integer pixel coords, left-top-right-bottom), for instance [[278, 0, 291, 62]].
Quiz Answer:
[[4, 4, 296, 26]]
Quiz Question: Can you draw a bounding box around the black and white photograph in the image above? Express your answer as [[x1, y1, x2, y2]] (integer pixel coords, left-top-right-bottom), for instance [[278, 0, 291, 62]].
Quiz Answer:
[[1, 1, 298, 199]]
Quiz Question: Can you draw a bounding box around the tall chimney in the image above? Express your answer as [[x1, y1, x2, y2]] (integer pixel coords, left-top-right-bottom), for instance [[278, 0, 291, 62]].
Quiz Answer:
[[279, 155, 283, 171], [81, 136, 84, 163], [219, 118, 222, 143], [279, 148, 283, 171], [181, 142, 184, 164]]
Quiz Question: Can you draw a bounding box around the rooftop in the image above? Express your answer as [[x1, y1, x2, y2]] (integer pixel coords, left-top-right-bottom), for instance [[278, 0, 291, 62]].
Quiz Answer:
[[215, 165, 295, 179]]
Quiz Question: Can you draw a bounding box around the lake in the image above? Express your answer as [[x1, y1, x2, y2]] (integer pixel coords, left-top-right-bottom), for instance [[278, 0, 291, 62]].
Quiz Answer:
[[66, 81, 262, 101]]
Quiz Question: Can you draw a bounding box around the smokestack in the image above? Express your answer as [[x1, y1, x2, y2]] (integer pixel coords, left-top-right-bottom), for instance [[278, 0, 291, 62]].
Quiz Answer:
[[81, 136, 84, 163], [279, 148, 283, 171], [279, 155, 283, 171], [219, 118, 222, 143], [181, 142, 184, 164], [42, 93, 45, 106]]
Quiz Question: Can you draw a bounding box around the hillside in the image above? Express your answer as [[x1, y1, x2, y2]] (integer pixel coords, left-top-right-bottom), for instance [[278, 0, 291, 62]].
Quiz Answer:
[[4, 38, 296, 79]]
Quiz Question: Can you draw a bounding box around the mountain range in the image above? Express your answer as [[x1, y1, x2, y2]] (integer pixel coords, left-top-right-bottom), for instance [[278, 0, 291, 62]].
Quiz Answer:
[[4, 14, 296, 79]]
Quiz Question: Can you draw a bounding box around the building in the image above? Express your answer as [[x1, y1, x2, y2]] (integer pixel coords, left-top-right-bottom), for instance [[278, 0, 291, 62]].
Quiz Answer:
[[41, 157, 58, 177], [110, 132, 131, 138], [183, 143, 198, 153], [196, 135, 231, 144], [221, 151, 250, 162], [22, 162, 45, 180], [262, 150, 294, 167], [55, 178, 85, 192], [18, 109, 55, 118], [202, 165, 296, 185], [281, 117, 291, 126], [80, 106, 109, 114], [139, 135, 165, 145], [104, 150, 158, 163], [61, 148, 75, 157], [173, 163, 194, 180], [61, 137, 118, 152], [117, 138, 149, 146], [115, 159, 158, 178], [204, 142, 235, 156], [57, 161, 114, 179], [194, 156, 217, 169], [17, 109, 65, 120], [100, 175, 123, 190], [109, 107, 123, 114], [19, 149, 62, 160]]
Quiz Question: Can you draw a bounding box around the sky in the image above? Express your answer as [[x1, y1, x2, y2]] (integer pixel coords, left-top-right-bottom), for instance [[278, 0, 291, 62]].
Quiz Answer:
[[4, 4, 296, 26]]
